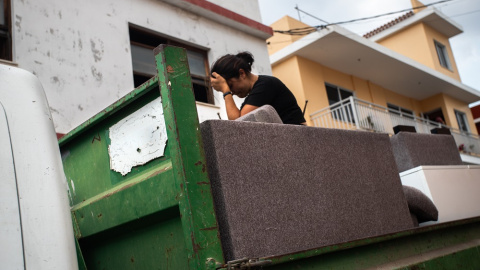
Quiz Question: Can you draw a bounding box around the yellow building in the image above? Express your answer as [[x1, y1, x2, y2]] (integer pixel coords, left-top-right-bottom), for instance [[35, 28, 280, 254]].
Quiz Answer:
[[267, 1, 480, 164]]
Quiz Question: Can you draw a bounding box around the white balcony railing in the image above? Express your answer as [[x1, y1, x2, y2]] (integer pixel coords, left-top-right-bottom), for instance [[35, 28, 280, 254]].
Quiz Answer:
[[310, 96, 480, 156]]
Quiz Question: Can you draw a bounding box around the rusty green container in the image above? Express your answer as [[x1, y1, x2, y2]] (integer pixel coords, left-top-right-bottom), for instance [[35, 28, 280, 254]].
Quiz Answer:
[[60, 45, 480, 270], [60, 45, 224, 270]]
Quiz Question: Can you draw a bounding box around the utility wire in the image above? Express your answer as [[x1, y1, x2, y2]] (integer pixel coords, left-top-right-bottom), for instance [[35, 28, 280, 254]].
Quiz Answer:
[[327, 0, 452, 26], [269, 6, 480, 46], [274, 0, 453, 36], [295, 5, 329, 24]]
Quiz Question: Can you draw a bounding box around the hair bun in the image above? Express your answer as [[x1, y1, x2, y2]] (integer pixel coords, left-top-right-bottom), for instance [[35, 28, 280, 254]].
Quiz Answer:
[[211, 51, 254, 79], [236, 52, 254, 67]]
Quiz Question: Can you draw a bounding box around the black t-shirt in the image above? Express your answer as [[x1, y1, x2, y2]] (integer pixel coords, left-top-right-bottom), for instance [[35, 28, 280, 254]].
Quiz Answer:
[[240, 75, 306, 124]]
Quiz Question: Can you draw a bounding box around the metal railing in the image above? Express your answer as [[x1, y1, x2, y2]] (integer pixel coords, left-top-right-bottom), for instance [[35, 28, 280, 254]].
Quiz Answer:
[[310, 96, 480, 156]]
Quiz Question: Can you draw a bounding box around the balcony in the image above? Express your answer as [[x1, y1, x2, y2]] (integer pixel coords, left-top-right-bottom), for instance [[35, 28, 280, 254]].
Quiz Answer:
[[310, 97, 480, 161]]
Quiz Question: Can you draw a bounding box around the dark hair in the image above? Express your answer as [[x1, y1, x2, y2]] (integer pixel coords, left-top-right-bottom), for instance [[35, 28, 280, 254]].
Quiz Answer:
[[211, 52, 254, 80]]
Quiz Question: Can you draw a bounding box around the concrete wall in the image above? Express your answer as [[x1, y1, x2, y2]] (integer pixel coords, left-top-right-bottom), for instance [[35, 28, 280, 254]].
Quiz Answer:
[[443, 94, 477, 133], [11, 0, 270, 133], [207, 0, 262, 22], [420, 93, 477, 134], [267, 16, 311, 55], [423, 23, 460, 81], [377, 23, 461, 81], [378, 24, 435, 70]]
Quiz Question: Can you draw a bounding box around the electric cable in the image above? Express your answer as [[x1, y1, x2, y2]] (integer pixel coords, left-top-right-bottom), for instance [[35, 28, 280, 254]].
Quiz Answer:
[[273, 0, 454, 36]]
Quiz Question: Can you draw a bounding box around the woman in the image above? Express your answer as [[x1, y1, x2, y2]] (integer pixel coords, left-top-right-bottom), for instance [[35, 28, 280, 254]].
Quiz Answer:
[[210, 52, 306, 125]]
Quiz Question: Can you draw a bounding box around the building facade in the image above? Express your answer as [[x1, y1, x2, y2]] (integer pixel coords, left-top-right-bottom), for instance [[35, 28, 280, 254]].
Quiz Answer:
[[267, 1, 480, 164], [1, 0, 272, 134]]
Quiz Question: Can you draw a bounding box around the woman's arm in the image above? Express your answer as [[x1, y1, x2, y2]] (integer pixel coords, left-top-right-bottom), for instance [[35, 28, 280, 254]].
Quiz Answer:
[[223, 94, 241, 120], [223, 96, 258, 119], [211, 72, 258, 120]]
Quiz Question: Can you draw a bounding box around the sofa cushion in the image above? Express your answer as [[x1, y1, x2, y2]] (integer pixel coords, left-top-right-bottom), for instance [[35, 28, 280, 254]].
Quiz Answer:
[[201, 120, 413, 261], [235, 105, 283, 124], [403, 185, 439, 224], [390, 132, 462, 172]]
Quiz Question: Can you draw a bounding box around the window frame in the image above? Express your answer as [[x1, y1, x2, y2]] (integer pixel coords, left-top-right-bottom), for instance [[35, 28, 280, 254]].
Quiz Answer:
[[387, 103, 415, 119], [325, 83, 355, 105], [129, 24, 214, 104], [0, 0, 12, 61], [325, 83, 355, 123], [434, 40, 452, 70], [455, 109, 470, 133]]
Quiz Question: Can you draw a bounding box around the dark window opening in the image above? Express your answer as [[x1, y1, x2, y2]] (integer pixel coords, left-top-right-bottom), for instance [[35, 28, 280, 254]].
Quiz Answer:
[[129, 25, 213, 104], [423, 108, 446, 125], [325, 83, 355, 123], [0, 0, 12, 61], [455, 110, 470, 133], [387, 103, 415, 119], [434, 40, 452, 70]]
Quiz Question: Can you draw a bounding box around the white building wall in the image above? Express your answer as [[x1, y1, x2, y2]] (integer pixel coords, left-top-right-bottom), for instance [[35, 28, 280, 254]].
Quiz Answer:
[[12, 0, 271, 133], [206, 0, 263, 22]]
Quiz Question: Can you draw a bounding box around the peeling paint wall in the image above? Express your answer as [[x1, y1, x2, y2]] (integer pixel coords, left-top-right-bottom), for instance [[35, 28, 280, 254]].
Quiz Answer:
[[12, 0, 270, 133]]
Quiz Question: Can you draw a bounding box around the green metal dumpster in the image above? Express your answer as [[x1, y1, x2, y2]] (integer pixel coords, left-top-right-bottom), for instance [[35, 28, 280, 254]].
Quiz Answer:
[[60, 45, 480, 270], [60, 45, 223, 270]]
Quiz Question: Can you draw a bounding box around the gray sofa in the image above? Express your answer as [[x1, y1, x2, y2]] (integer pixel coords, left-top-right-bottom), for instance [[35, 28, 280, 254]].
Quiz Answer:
[[200, 112, 415, 260], [390, 132, 463, 173]]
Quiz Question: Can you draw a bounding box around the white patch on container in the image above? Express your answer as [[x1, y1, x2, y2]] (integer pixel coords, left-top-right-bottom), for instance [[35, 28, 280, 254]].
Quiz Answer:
[[108, 97, 167, 175], [70, 179, 76, 196], [65, 177, 76, 204]]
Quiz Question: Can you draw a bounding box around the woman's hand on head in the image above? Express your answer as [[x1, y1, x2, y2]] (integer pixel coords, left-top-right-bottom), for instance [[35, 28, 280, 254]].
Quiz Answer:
[[211, 72, 230, 94]]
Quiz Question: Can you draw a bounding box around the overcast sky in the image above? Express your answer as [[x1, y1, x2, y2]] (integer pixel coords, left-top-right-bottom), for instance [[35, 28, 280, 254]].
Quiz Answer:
[[258, 0, 480, 106]]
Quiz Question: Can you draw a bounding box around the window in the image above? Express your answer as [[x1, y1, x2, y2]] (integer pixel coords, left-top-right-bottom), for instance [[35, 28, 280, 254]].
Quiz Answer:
[[434, 40, 451, 70], [0, 0, 12, 60], [455, 110, 470, 133], [326, 83, 353, 106], [129, 25, 213, 104], [387, 103, 415, 119], [423, 108, 445, 123], [325, 83, 354, 122]]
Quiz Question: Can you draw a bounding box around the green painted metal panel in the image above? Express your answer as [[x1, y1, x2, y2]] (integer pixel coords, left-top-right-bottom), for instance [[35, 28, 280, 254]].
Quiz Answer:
[[398, 246, 480, 269], [59, 77, 160, 147], [72, 161, 176, 238], [258, 218, 480, 269], [61, 45, 224, 270], [154, 44, 224, 269], [80, 216, 189, 270], [62, 87, 168, 205], [61, 80, 184, 267]]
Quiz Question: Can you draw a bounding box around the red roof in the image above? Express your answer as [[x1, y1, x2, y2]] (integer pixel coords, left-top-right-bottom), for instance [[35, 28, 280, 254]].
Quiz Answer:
[[363, 11, 415, 38]]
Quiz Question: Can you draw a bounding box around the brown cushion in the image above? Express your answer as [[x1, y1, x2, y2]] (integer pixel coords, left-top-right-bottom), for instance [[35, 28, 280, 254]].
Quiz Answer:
[[403, 185, 439, 224], [390, 133, 462, 172], [235, 105, 283, 124]]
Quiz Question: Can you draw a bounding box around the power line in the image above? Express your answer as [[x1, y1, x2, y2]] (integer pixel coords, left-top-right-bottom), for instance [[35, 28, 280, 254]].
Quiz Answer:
[[327, 0, 452, 26], [274, 0, 453, 36], [268, 7, 480, 45], [295, 5, 329, 24]]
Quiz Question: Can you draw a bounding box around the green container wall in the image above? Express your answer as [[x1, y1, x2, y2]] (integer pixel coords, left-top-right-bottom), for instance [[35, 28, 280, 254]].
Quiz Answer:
[[60, 45, 223, 270]]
